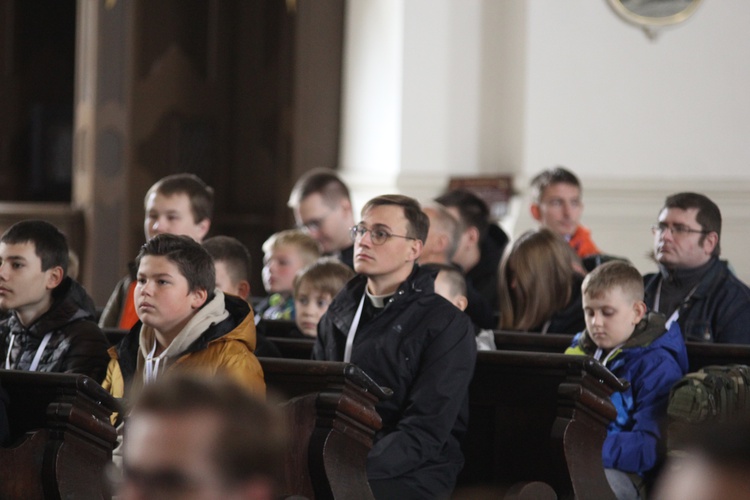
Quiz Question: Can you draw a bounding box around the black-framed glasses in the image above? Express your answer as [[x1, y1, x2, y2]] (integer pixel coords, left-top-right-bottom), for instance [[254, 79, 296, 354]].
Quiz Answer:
[[651, 223, 709, 237], [350, 224, 416, 245]]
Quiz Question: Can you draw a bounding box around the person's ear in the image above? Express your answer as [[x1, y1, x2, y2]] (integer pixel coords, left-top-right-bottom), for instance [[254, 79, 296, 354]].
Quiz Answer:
[[196, 218, 211, 242], [530, 203, 542, 222], [407, 239, 423, 262], [238, 280, 251, 301], [339, 197, 353, 216], [453, 294, 468, 312], [190, 288, 209, 309], [465, 226, 480, 246], [45, 266, 64, 289], [702, 232, 719, 256], [633, 300, 647, 324]]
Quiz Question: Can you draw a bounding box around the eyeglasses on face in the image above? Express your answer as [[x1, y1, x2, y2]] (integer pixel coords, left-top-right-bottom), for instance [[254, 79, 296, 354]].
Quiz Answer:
[[651, 223, 709, 237], [350, 224, 415, 246], [298, 211, 331, 233]]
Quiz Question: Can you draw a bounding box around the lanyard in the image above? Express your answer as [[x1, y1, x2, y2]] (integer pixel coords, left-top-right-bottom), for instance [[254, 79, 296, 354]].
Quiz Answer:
[[344, 293, 366, 363], [5, 332, 53, 371], [594, 343, 624, 367], [654, 279, 699, 330]]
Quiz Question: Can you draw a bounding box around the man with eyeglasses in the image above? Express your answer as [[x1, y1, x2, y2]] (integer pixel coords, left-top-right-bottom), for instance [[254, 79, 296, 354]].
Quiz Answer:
[[287, 168, 356, 268], [313, 194, 476, 500], [644, 192, 750, 344]]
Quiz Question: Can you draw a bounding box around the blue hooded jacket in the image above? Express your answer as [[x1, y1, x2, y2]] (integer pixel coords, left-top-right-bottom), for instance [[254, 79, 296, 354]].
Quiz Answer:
[[566, 312, 688, 475]]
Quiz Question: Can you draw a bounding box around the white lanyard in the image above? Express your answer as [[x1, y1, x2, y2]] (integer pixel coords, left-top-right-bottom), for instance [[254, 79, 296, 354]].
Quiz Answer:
[[144, 341, 164, 384], [654, 279, 699, 330], [594, 343, 624, 367], [344, 293, 366, 363], [5, 332, 53, 371]]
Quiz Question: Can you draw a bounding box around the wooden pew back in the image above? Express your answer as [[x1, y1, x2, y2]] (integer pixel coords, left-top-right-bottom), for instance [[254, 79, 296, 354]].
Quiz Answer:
[[0, 370, 117, 499]]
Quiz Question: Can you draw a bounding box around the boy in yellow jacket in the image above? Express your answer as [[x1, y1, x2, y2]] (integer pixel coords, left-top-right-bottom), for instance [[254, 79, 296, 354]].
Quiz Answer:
[[103, 234, 265, 402]]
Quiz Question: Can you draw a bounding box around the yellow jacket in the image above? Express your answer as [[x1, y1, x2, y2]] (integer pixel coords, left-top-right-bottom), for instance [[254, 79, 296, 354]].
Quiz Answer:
[[102, 291, 265, 402]]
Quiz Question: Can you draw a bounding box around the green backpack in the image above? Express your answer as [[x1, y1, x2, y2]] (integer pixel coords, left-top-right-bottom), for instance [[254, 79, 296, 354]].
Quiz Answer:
[[667, 364, 750, 424]]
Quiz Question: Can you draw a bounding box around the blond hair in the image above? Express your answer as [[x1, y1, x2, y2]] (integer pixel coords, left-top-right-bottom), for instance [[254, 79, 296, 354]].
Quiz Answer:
[[582, 260, 644, 303], [293, 258, 354, 298], [262, 229, 320, 266]]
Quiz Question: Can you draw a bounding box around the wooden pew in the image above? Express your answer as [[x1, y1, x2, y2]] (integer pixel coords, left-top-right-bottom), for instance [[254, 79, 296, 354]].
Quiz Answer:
[[259, 358, 391, 500], [492, 330, 750, 372], [262, 319, 298, 338], [0, 370, 118, 500], [456, 350, 627, 500], [268, 336, 316, 360]]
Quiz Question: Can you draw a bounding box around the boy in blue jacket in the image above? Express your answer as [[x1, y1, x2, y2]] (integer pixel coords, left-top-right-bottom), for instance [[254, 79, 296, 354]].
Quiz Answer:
[[566, 261, 688, 499]]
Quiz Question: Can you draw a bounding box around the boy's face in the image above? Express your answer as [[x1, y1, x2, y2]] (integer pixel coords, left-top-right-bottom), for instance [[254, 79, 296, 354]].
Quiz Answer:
[[0, 241, 63, 326], [262, 245, 306, 295], [531, 182, 583, 238], [136, 255, 207, 341], [583, 286, 646, 351], [144, 192, 210, 243], [294, 282, 332, 337]]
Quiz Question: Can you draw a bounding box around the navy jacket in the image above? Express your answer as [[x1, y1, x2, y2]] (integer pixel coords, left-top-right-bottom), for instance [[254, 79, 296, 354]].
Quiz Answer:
[[644, 258, 750, 344], [313, 265, 476, 499]]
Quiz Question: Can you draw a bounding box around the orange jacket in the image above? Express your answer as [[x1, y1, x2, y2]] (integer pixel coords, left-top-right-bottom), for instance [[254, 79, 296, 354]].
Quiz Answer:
[[569, 225, 600, 258]]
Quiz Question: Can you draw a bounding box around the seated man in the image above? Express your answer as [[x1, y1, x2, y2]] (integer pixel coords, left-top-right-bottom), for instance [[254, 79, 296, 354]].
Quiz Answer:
[[120, 374, 286, 500], [0, 220, 109, 380], [435, 189, 509, 315], [418, 203, 494, 329], [103, 234, 265, 400], [530, 166, 601, 260], [100, 173, 214, 329], [644, 192, 750, 344], [288, 168, 356, 268], [313, 194, 476, 500]]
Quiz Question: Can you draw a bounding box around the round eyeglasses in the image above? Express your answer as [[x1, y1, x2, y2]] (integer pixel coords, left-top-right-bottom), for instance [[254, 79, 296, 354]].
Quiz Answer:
[[350, 224, 416, 245]]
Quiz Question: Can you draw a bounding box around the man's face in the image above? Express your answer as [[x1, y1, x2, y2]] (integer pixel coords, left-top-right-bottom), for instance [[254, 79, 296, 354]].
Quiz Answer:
[[531, 183, 583, 238], [135, 255, 206, 341], [121, 411, 241, 500], [654, 207, 715, 269], [582, 286, 644, 351], [144, 192, 210, 242], [0, 241, 61, 326], [353, 204, 421, 284], [294, 283, 332, 337], [294, 193, 353, 254]]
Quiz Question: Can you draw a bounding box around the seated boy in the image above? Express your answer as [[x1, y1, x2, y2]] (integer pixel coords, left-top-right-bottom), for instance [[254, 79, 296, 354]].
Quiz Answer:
[[202, 235, 281, 358], [0, 220, 109, 380], [292, 258, 354, 338], [257, 230, 320, 320], [102, 234, 265, 400], [100, 173, 213, 329], [566, 261, 688, 499]]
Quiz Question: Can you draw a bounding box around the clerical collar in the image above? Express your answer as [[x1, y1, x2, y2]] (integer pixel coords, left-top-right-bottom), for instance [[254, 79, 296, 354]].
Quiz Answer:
[[659, 257, 715, 287], [365, 287, 392, 308]]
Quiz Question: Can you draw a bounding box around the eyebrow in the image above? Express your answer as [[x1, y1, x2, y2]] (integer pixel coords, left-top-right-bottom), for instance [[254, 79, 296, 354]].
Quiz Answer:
[[2, 256, 28, 263]]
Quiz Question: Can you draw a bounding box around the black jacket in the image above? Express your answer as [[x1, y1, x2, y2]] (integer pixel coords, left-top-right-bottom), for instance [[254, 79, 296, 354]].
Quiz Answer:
[[0, 277, 109, 380], [466, 224, 509, 314], [644, 258, 750, 344], [313, 265, 476, 499]]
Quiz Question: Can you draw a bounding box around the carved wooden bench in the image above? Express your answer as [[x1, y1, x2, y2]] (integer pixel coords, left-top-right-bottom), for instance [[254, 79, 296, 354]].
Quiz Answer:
[[0, 369, 118, 499]]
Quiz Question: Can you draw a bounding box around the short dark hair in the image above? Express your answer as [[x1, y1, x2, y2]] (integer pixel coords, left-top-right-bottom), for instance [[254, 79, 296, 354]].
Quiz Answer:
[[294, 257, 355, 298], [287, 168, 351, 209], [136, 234, 216, 300], [132, 374, 287, 487], [662, 192, 722, 257], [434, 189, 490, 242], [203, 236, 252, 285], [423, 203, 460, 261], [1, 220, 69, 274], [361, 194, 430, 243], [145, 173, 214, 224], [529, 167, 581, 203]]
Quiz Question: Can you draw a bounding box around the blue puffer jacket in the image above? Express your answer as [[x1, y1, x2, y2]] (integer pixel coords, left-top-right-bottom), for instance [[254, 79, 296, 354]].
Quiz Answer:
[[566, 312, 688, 475]]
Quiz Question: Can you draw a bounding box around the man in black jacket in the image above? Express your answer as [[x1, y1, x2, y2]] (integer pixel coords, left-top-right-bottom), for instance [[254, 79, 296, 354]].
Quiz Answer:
[[644, 192, 750, 344], [313, 195, 476, 500]]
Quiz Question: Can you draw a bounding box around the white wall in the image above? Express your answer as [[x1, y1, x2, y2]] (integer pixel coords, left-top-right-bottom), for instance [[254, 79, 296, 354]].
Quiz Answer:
[[341, 0, 750, 281]]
